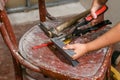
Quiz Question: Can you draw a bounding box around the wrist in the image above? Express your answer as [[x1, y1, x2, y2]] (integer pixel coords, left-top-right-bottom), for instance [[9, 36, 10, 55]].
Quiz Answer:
[[83, 43, 90, 53], [97, 0, 108, 5], [85, 42, 96, 52]]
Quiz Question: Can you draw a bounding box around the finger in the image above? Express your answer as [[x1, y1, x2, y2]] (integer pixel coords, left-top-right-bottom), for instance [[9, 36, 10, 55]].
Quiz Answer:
[[0, 22, 2, 26], [0, 0, 5, 10], [91, 19, 96, 26], [4, 0, 7, 3], [0, 4, 3, 10], [72, 49, 86, 60], [91, 11, 97, 19], [1, 0, 5, 6], [72, 54, 80, 60], [63, 44, 75, 50]]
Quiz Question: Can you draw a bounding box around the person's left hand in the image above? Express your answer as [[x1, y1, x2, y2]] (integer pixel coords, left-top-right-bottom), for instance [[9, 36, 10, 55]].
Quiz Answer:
[[63, 43, 88, 60], [90, 1, 104, 26], [0, 0, 7, 10], [91, 14, 104, 26]]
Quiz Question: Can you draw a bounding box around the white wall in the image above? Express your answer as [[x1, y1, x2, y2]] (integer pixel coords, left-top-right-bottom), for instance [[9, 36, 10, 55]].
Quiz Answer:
[[8, 2, 86, 25], [8, 0, 120, 26]]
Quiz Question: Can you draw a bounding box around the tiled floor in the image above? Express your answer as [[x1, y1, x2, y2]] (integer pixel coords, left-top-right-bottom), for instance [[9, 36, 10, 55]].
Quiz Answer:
[[0, 20, 120, 80]]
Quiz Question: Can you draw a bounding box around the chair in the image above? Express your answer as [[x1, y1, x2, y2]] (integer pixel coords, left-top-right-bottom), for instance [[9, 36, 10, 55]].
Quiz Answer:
[[0, 0, 113, 80], [0, 0, 53, 80]]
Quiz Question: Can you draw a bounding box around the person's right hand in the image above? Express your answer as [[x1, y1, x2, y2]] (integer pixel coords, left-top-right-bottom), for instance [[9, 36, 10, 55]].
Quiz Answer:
[[63, 43, 88, 60], [0, 0, 7, 10]]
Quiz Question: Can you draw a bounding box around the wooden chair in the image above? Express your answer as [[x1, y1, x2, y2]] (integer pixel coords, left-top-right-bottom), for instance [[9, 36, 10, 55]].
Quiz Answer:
[[0, 0, 54, 80], [0, 0, 113, 80]]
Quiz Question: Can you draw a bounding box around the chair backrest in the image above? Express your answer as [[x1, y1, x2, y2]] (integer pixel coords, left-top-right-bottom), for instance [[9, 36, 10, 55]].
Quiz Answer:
[[0, 8, 41, 72], [0, 0, 57, 73], [0, 10, 17, 50], [0, 1, 60, 79], [0, 0, 47, 49]]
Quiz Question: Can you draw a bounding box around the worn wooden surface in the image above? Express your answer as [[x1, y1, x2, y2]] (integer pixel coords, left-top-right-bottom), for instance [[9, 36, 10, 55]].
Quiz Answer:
[[19, 18, 113, 79]]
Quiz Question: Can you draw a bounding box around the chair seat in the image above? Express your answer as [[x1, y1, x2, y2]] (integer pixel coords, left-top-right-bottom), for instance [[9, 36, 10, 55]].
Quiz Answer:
[[19, 19, 113, 79]]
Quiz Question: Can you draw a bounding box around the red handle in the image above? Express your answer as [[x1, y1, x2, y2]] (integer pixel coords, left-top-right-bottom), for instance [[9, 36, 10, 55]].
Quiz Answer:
[[85, 5, 108, 21], [32, 42, 53, 50]]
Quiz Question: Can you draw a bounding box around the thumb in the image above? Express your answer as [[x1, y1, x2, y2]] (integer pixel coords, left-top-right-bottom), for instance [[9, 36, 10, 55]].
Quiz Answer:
[[91, 11, 97, 19], [72, 54, 80, 60], [63, 44, 75, 50], [72, 50, 83, 60]]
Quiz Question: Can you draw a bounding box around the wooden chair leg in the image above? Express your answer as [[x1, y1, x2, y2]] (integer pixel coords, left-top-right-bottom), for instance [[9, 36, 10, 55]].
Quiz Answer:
[[106, 55, 112, 80], [38, 0, 56, 22], [38, 0, 46, 22], [0, 24, 23, 80], [12, 57, 23, 80], [107, 66, 111, 80], [46, 11, 56, 20]]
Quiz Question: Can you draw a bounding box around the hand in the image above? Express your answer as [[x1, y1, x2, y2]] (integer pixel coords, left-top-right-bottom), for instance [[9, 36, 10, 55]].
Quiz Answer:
[[63, 43, 88, 60], [91, 14, 104, 26], [90, 0, 104, 25], [0, 0, 7, 10]]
